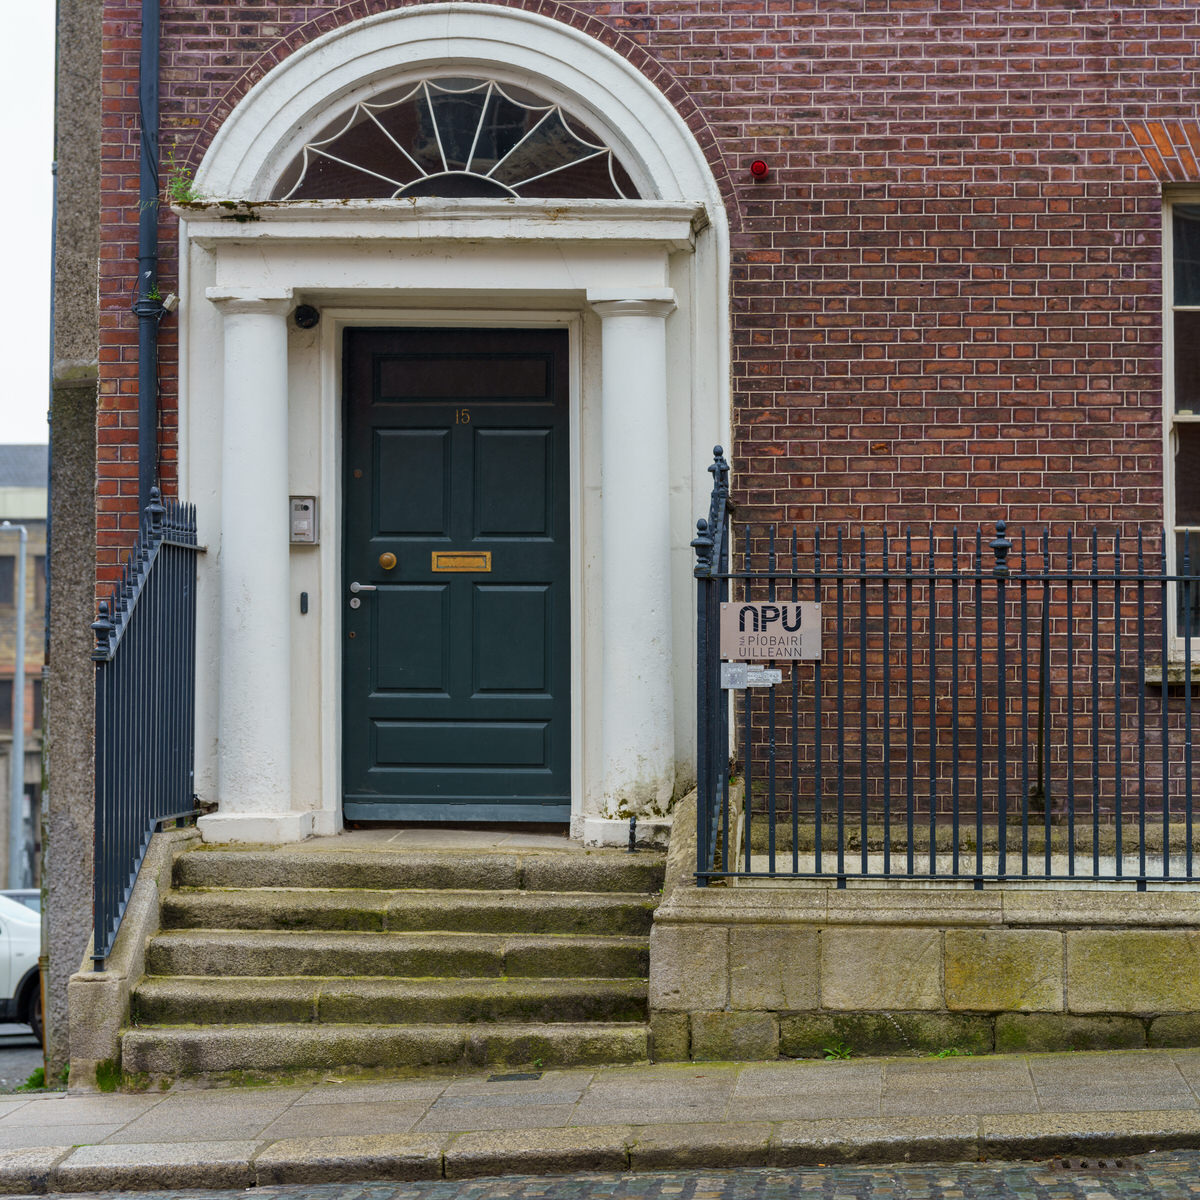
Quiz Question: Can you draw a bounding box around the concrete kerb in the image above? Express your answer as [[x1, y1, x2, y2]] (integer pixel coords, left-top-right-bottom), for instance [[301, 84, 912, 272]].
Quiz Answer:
[[4, 1112, 1200, 1191], [66, 827, 200, 1092]]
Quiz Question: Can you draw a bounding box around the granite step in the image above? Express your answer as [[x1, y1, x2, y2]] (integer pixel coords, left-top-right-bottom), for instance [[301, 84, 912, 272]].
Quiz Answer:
[[145, 928, 650, 980], [174, 847, 665, 894], [120, 1021, 650, 1076], [160, 888, 657, 937], [132, 975, 648, 1026]]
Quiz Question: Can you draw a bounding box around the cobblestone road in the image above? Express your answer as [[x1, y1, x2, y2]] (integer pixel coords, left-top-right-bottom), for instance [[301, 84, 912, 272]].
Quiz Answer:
[[26, 1150, 1200, 1200]]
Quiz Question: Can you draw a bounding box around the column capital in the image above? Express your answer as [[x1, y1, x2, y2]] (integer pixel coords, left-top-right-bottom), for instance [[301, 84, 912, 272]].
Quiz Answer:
[[587, 288, 676, 320], [206, 286, 294, 317]]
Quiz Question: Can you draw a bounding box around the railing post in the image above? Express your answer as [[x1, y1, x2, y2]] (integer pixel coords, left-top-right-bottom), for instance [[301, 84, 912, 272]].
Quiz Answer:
[[991, 520, 1011, 880], [692, 516, 714, 885], [692, 445, 732, 885]]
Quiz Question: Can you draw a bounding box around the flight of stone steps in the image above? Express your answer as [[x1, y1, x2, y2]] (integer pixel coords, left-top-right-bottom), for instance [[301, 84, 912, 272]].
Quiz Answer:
[[122, 844, 664, 1080]]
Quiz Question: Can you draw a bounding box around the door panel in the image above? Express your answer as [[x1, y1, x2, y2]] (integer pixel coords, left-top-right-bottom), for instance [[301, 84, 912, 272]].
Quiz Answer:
[[374, 721, 549, 767], [375, 429, 452, 537], [473, 586, 550, 693], [374, 587, 450, 693], [474, 430, 553, 537], [343, 327, 570, 822]]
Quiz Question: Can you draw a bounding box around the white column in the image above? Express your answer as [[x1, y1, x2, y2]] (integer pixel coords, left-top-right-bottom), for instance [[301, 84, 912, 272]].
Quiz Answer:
[[200, 288, 308, 842], [588, 288, 678, 818]]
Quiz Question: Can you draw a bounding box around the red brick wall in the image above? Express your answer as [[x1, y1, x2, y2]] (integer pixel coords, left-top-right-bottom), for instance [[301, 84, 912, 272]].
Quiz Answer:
[[97, 0, 1200, 590]]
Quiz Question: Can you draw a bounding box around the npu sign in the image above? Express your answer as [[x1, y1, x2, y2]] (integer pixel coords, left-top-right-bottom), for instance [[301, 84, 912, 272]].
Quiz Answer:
[[719, 601, 822, 661]]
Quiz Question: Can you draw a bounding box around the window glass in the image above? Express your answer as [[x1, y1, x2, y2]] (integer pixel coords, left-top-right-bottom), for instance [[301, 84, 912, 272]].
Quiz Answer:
[[1176, 425, 1200, 525], [0, 558, 11, 606], [0, 680, 10, 731], [1174, 206, 1200, 306], [274, 77, 638, 202], [1175, 311, 1200, 414]]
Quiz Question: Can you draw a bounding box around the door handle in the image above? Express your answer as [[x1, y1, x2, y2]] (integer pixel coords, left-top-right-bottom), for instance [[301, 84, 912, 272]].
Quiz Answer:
[[349, 581, 377, 593]]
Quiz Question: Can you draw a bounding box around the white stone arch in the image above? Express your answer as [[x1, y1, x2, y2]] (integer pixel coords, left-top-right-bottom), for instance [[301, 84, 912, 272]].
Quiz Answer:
[[182, 2, 730, 845], [198, 2, 723, 211]]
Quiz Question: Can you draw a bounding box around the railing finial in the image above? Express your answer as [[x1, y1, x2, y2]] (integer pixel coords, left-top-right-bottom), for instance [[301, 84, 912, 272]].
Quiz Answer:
[[91, 600, 114, 660], [147, 486, 165, 536], [708, 445, 729, 497], [991, 519, 1012, 578], [692, 518, 714, 574]]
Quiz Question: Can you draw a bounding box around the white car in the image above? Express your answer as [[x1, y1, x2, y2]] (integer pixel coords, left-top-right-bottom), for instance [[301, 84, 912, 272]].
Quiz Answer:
[[0, 895, 41, 1044]]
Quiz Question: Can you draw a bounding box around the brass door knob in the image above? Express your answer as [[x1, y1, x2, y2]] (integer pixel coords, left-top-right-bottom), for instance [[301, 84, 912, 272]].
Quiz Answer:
[[379, 552, 397, 570]]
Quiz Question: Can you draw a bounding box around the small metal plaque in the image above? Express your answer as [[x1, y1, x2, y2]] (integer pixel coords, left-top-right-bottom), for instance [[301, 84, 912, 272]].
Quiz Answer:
[[747, 665, 783, 687], [722, 662, 747, 689], [432, 551, 492, 573], [720, 601, 821, 660], [722, 662, 783, 689], [289, 496, 318, 545]]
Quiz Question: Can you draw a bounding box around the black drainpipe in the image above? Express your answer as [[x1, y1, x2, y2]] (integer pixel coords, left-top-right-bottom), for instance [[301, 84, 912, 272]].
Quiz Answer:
[[134, 0, 161, 516]]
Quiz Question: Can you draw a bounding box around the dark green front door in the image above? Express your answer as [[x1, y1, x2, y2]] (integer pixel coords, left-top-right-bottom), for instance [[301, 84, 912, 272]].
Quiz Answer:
[[342, 327, 571, 822]]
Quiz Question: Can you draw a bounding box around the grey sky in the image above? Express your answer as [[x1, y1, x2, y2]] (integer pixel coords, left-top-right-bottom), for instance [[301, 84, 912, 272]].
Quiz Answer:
[[2, 7, 57, 445]]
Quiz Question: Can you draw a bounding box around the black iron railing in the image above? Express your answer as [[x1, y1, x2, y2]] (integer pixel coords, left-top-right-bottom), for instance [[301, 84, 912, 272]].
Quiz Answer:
[[693, 448, 733, 883], [91, 490, 200, 968], [694, 449, 1200, 890]]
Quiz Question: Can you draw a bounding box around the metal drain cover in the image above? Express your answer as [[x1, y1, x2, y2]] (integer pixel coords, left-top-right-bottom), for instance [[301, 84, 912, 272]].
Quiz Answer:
[[486, 1072, 543, 1082], [1051, 1157, 1129, 1173]]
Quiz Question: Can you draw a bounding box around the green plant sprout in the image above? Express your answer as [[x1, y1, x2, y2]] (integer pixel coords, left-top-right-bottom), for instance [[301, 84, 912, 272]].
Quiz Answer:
[[163, 143, 202, 205]]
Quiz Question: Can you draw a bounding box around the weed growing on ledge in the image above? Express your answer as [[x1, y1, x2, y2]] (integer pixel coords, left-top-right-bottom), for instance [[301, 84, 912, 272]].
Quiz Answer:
[[164, 144, 202, 205]]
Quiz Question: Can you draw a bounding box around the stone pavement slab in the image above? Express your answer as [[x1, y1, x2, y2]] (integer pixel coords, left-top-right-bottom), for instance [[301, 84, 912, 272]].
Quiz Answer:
[[258, 1100, 430, 1140], [0, 1049, 1198, 1190], [0, 1124, 131, 1152], [97, 1089, 302, 1144], [415, 1103, 577, 1134], [292, 1080, 449, 1105]]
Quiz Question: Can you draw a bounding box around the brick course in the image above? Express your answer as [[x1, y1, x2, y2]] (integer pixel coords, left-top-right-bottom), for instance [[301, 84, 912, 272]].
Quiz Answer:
[[97, 0, 1200, 586]]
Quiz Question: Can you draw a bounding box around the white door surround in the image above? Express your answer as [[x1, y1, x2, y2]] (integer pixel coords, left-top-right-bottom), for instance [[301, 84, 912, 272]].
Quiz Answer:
[[178, 5, 730, 846]]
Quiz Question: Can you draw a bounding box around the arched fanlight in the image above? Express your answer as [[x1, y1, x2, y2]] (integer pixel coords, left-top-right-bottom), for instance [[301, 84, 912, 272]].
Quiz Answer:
[[273, 77, 640, 200]]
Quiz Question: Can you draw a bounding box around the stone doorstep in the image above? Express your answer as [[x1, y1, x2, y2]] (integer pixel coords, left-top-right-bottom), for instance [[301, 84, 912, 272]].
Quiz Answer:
[[173, 847, 666, 895], [10, 1112, 1200, 1191]]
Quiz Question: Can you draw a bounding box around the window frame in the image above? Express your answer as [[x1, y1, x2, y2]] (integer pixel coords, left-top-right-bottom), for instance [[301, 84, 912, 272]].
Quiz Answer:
[[1164, 191, 1200, 653]]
